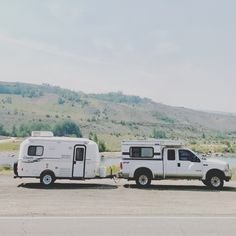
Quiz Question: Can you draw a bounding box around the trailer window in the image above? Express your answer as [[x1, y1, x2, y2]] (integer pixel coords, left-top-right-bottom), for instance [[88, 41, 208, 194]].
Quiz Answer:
[[167, 149, 175, 161], [130, 147, 154, 158], [28, 146, 44, 156], [75, 148, 84, 161]]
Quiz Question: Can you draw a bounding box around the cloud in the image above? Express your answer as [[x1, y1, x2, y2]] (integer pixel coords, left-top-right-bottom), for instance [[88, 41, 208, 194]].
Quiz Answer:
[[156, 41, 181, 55], [43, 0, 84, 22], [0, 32, 112, 65], [93, 38, 114, 51]]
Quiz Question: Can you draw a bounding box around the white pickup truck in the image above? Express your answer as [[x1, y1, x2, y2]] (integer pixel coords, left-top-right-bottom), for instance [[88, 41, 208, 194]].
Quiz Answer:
[[120, 140, 232, 189]]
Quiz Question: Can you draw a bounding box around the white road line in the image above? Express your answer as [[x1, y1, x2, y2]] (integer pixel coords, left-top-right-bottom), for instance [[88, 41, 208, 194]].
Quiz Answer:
[[1, 216, 236, 220]]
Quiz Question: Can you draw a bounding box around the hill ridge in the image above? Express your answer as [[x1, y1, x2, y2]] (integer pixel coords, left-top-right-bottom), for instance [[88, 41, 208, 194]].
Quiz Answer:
[[0, 81, 236, 150]]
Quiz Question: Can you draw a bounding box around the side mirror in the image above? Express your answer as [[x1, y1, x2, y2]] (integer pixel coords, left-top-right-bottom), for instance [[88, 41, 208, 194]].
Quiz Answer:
[[192, 156, 200, 163]]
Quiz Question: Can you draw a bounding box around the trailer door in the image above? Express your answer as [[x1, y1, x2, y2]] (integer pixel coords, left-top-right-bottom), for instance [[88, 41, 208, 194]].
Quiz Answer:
[[73, 146, 86, 178]]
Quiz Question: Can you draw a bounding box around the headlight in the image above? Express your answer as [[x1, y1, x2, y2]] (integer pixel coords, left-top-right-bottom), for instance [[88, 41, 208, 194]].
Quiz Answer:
[[225, 164, 230, 171]]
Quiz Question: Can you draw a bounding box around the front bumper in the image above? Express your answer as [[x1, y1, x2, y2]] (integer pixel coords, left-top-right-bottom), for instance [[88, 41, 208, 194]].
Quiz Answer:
[[225, 170, 232, 181]]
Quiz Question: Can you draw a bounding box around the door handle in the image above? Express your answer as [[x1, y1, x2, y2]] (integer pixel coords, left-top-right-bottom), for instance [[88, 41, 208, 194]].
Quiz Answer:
[[177, 163, 181, 167]]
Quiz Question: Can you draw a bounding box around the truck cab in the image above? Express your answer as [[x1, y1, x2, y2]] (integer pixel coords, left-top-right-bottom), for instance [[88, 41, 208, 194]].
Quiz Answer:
[[121, 140, 232, 189]]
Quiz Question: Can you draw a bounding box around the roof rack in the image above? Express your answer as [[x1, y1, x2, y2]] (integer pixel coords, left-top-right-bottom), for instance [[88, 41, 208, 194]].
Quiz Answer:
[[122, 139, 184, 147], [31, 131, 54, 137]]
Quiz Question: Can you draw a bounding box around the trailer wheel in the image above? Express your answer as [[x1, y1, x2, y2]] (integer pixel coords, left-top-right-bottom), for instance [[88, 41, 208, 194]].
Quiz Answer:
[[135, 171, 151, 188], [13, 162, 18, 176], [206, 173, 224, 190], [40, 171, 55, 187]]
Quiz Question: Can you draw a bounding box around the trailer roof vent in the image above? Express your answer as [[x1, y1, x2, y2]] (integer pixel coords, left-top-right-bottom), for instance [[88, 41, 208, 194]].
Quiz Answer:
[[31, 131, 54, 137]]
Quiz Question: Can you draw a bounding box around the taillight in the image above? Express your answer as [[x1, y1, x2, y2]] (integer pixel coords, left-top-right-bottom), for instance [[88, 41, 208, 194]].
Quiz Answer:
[[120, 162, 123, 170]]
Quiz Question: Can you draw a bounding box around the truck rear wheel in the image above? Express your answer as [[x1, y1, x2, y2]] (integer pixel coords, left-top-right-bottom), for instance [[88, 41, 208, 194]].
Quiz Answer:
[[135, 172, 151, 188], [207, 173, 224, 190], [40, 171, 55, 187]]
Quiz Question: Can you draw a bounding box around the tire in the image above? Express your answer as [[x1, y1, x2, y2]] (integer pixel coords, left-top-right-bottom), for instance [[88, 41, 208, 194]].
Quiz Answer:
[[207, 173, 224, 190], [40, 171, 55, 187], [135, 172, 151, 188], [202, 179, 208, 186], [13, 162, 18, 176]]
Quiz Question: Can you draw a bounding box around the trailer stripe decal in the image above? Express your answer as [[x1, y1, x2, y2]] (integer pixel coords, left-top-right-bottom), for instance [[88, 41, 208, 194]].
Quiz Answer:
[[122, 158, 162, 161], [154, 152, 161, 155], [122, 152, 130, 155], [122, 152, 161, 156]]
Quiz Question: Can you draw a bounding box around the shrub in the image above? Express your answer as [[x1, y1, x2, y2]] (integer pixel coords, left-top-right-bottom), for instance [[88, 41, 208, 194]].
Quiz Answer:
[[53, 120, 82, 137], [89, 132, 107, 152], [0, 124, 7, 136], [152, 129, 167, 139], [98, 140, 107, 152]]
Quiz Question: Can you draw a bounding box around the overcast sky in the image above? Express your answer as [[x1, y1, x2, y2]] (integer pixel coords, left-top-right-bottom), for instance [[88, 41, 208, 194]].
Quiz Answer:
[[0, 0, 235, 112]]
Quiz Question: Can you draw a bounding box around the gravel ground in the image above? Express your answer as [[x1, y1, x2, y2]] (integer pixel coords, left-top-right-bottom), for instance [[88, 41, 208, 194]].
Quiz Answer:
[[0, 174, 236, 217], [0, 152, 18, 166]]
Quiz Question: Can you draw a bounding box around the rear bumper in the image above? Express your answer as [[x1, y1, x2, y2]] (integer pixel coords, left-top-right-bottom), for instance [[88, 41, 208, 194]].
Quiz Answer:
[[14, 175, 21, 179], [13, 161, 18, 176], [120, 172, 129, 179]]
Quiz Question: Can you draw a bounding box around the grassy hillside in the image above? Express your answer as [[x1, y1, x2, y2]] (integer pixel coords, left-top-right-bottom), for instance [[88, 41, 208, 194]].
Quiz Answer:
[[0, 81, 236, 151]]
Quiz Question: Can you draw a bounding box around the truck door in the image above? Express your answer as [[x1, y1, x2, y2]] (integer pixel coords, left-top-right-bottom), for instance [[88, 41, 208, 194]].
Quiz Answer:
[[164, 149, 177, 177], [73, 145, 86, 178], [177, 149, 202, 178]]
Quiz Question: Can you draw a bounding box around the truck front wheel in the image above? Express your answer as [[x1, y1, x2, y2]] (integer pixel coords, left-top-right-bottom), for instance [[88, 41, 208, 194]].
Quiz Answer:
[[207, 173, 224, 190], [135, 172, 151, 188], [40, 171, 55, 187]]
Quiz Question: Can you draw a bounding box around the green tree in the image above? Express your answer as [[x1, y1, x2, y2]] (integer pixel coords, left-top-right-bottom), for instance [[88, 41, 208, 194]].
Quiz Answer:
[[10, 122, 52, 137], [53, 120, 82, 137], [58, 97, 65, 105], [0, 124, 7, 136], [17, 124, 31, 137], [152, 129, 167, 139], [89, 132, 107, 152], [89, 132, 98, 143], [11, 125, 17, 137], [98, 140, 107, 152]]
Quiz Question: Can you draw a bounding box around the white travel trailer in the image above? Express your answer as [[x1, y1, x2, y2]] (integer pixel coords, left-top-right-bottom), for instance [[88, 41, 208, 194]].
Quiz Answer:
[[14, 131, 100, 186], [121, 140, 232, 189]]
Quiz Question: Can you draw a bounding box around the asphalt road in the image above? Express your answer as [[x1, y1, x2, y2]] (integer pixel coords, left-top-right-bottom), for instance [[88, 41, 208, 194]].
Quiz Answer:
[[1, 216, 236, 236], [1, 175, 236, 235]]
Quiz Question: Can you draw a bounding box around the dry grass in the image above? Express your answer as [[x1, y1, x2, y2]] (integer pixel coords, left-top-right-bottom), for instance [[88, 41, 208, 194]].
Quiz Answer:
[[0, 142, 20, 152], [0, 165, 13, 175]]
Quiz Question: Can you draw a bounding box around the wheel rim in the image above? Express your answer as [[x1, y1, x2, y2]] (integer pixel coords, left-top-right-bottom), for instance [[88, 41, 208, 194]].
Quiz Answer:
[[139, 175, 148, 185], [210, 176, 221, 187], [43, 175, 52, 185]]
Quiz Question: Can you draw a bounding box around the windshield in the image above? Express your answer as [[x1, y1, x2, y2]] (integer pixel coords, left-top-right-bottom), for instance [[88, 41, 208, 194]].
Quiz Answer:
[[191, 150, 206, 160]]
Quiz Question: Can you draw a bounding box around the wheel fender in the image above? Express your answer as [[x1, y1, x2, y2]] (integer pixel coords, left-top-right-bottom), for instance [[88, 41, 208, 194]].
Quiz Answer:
[[134, 167, 153, 180], [40, 169, 55, 179], [205, 169, 225, 180]]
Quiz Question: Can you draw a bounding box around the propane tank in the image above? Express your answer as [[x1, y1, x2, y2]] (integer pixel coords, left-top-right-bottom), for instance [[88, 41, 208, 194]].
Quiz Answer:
[[99, 166, 106, 178]]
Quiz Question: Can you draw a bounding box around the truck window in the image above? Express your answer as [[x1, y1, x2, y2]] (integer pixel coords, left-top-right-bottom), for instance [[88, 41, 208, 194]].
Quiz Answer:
[[179, 150, 192, 161], [167, 149, 175, 160], [130, 147, 154, 158], [28, 146, 44, 156], [75, 148, 84, 161], [179, 149, 200, 162]]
